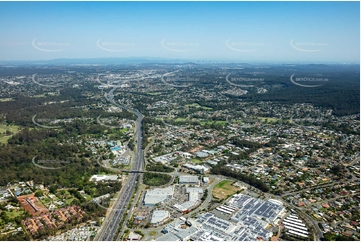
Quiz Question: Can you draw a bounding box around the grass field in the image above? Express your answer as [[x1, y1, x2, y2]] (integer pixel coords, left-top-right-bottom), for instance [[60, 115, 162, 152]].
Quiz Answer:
[[257, 117, 280, 123], [0, 124, 21, 144], [212, 180, 241, 200], [186, 103, 213, 110], [200, 120, 227, 126]]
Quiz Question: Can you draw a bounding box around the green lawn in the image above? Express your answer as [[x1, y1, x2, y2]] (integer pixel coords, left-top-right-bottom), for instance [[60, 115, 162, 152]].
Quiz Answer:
[[191, 158, 203, 164], [0, 124, 21, 144], [216, 180, 232, 188], [5, 210, 24, 219]]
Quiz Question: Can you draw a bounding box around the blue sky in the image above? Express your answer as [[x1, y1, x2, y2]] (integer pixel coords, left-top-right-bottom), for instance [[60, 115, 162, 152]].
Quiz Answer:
[[0, 1, 359, 63]]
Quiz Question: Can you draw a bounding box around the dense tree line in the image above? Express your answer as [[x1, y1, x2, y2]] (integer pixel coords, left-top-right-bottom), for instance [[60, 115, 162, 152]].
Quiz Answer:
[[143, 172, 172, 186], [211, 165, 269, 192], [146, 162, 174, 172]]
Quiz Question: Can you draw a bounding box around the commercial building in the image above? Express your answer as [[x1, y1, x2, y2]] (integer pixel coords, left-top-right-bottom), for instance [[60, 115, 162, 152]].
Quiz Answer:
[[182, 163, 209, 173], [152, 153, 177, 164], [229, 194, 285, 224], [206, 160, 218, 166], [89, 175, 118, 182], [150, 210, 170, 225], [174, 187, 203, 212], [194, 151, 209, 158], [178, 175, 199, 185], [143, 186, 174, 206]]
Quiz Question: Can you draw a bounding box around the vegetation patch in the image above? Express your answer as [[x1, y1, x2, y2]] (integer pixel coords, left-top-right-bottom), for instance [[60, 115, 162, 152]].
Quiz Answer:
[[143, 172, 172, 186], [0, 124, 20, 144], [257, 117, 280, 123], [146, 92, 162, 96], [149, 231, 157, 236], [174, 117, 188, 122], [0, 98, 14, 102]]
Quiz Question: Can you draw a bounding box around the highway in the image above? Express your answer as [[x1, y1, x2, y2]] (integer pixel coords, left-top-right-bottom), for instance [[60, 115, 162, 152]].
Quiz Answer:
[[95, 87, 144, 241]]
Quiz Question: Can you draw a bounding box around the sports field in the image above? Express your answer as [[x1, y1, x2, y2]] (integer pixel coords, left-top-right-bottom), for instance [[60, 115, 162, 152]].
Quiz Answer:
[[212, 180, 241, 200]]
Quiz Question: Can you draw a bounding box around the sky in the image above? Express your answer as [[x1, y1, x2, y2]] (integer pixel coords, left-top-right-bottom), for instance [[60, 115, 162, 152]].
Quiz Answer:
[[0, 1, 359, 63]]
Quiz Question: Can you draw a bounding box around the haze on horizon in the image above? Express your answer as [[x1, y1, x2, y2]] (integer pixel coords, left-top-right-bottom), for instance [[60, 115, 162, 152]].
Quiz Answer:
[[0, 1, 359, 63]]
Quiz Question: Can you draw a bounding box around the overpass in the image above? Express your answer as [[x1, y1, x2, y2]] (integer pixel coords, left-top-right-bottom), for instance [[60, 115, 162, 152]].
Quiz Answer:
[[121, 170, 146, 173]]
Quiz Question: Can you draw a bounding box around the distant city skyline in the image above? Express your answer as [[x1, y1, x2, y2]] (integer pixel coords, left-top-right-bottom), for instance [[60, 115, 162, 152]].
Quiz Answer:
[[0, 1, 359, 63]]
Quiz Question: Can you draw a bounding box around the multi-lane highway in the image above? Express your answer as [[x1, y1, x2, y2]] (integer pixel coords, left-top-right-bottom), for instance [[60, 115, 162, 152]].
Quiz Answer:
[[95, 87, 144, 241]]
